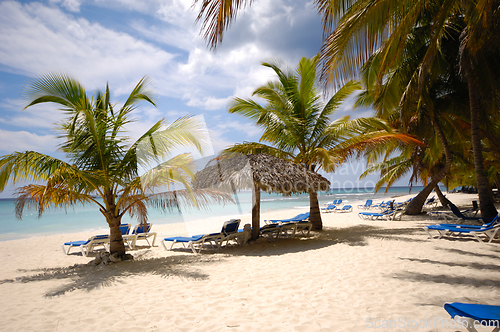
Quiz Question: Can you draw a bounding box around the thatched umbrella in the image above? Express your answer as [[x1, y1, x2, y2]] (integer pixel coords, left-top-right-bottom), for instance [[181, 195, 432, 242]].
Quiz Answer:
[[194, 153, 330, 240]]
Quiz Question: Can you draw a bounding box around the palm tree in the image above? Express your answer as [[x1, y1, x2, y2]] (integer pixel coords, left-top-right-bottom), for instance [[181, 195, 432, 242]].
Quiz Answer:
[[354, 13, 470, 214], [225, 56, 420, 230], [0, 74, 230, 257]]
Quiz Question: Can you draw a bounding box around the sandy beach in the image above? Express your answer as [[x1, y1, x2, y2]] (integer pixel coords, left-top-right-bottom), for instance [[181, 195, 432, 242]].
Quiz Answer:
[[0, 192, 499, 332]]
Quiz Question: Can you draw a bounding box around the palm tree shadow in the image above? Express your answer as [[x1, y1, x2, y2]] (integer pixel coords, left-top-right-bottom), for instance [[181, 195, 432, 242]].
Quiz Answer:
[[225, 224, 425, 257], [0, 255, 220, 297]]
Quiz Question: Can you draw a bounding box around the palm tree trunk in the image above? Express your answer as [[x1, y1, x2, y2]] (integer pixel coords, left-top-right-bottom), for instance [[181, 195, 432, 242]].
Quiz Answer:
[[406, 116, 451, 214], [434, 185, 451, 207], [405, 182, 437, 214], [465, 61, 497, 218], [251, 182, 260, 240], [107, 215, 126, 257], [309, 190, 322, 231]]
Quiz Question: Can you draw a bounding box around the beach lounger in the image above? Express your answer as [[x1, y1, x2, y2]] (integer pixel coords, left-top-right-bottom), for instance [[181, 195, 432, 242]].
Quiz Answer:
[[162, 219, 240, 253], [259, 223, 285, 239], [358, 200, 372, 209], [432, 214, 499, 230], [126, 223, 157, 248], [423, 196, 438, 209], [358, 208, 403, 221], [371, 200, 394, 210], [321, 204, 337, 213], [61, 224, 131, 256], [262, 213, 311, 238], [448, 203, 494, 222], [264, 212, 310, 224], [62, 235, 110, 256], [335, 205, 353, 213], [444, 302, 500, 332], [424, 218, 500, 243]]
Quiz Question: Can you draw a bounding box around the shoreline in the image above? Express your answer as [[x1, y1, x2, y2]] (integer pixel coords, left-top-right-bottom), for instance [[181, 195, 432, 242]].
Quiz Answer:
[[1, 192, 499, 331]]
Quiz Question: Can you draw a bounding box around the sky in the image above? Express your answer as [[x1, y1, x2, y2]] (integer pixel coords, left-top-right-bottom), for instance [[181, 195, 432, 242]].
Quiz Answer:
[[0, 0, 408, 197]]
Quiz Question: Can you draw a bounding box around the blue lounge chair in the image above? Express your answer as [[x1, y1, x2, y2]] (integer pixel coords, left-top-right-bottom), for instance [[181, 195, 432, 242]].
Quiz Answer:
[[335, 205, 353, 213], [447, 203, 495, 222], [358, 208, 403, 221], [321, 204, 337, 213], [372, 200, 394, 210], [263, 213, 311, 238], [61, 224, 131, 256], [265, 212, 310, 224], [437, 214, 499, 230], [424, 216, 500, 243], [358, 200, 373, 209], [444, 302, 500, 332], [162, 219, 240, 253]]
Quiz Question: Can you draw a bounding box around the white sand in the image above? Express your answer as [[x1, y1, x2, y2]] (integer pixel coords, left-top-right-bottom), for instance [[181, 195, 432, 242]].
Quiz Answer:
[[0, 193, 499, 331]]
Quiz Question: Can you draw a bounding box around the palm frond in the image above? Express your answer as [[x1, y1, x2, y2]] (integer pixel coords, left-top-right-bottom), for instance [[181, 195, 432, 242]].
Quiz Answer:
[[14, 184, 98, 219]]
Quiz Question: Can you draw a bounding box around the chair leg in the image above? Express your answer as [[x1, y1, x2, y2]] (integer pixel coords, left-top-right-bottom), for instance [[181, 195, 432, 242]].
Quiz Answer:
[[424, 227, 434, 239], [61, 244, 68, 255]]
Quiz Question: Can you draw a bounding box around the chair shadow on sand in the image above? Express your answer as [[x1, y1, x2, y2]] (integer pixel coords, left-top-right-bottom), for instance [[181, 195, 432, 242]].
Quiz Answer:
[[222, 224, 427, 257]]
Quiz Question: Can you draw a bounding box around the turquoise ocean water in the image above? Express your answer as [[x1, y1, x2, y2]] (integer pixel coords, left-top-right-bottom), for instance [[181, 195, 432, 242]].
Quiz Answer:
[[0, 186, 429, 241]]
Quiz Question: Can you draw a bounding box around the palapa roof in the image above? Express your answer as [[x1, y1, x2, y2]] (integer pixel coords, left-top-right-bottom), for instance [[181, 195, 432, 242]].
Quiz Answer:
[[194, 153, 330, 195]]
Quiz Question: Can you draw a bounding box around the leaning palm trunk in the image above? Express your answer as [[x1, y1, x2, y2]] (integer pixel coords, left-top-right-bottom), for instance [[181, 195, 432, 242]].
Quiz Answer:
[[406, 117, 451, 214], [309, 190, 322, 231], [463, 55, 497, 218], [434, 185, 451, 208]]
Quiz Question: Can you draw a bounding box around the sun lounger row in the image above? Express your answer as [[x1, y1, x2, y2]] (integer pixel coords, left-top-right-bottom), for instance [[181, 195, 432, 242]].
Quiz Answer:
[[161, 214, 313, 254], [62, 223, 157, 256], [162, 219, 241, 254]]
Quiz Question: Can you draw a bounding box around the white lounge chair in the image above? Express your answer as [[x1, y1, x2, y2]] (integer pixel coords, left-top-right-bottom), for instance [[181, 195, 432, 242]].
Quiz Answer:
[[125, 223, 157, 249], [62, 224, 131, 256], [62, 235, 110, 256]]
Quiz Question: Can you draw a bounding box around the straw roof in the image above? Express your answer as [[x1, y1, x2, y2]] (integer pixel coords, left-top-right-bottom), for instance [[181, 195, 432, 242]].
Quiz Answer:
[[194, 153, 330, 194]]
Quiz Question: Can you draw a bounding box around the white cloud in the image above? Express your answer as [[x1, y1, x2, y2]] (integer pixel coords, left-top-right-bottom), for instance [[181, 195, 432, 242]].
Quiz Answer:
[[49, 0, 83, 12], [0, 99, 64, 129], [0, 129, 60, 154], [0, 1, 176, 92]]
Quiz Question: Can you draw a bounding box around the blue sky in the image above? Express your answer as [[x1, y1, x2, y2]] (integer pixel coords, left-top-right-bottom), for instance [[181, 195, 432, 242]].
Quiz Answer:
[[0, 0, 406, 197]]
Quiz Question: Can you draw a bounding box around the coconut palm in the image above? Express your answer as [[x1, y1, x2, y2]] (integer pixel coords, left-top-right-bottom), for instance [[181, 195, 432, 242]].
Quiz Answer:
[[354, 13, 471, 214], [225, 56, 421, 230], [0, 74, 230, 257]]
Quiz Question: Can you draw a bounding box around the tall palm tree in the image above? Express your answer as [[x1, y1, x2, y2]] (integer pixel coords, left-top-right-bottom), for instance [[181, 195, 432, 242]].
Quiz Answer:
[[0, 74, 230, 257], [225, 56, 421, 230], [354, 13, 470, 214]]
